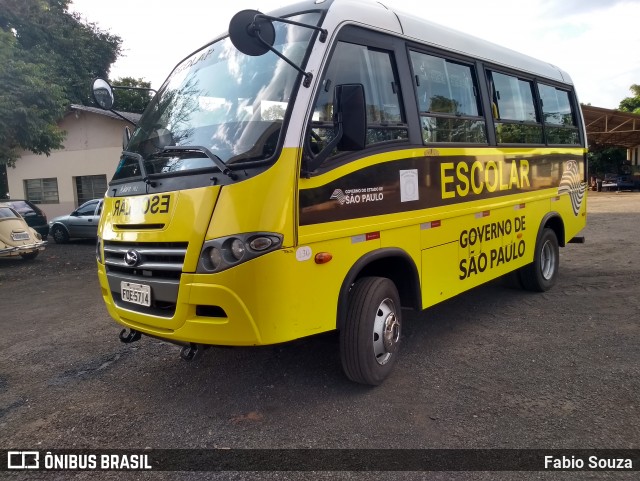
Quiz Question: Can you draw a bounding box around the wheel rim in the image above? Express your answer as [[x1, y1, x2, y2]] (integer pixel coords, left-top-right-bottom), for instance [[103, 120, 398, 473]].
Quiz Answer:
[[53, 228, 64, 241], [372, 298, 400, 365], [540, 239, 556, 280]]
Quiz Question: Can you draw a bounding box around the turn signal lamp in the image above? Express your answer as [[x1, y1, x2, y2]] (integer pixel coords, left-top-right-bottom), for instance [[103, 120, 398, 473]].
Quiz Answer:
[[314, 252, 333, 264], [249, 236, 273, 251]]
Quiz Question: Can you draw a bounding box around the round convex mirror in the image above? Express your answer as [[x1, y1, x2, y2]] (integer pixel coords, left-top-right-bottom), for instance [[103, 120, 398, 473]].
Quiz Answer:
[[229, 10, 275, 56], [92, 78, 114, 110]]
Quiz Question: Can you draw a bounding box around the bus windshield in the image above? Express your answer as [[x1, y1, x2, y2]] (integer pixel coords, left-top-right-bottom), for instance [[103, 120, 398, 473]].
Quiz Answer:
[[116, 12, 321, 181]]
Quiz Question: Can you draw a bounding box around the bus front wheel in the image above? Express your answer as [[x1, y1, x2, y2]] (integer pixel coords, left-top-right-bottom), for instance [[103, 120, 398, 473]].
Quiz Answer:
[[340, 277, 402, 385], [519, 228, 559, 292]]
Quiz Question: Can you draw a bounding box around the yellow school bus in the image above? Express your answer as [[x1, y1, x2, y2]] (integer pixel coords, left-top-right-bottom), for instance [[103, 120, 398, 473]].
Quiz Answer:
[[92, 0, 587, 385]]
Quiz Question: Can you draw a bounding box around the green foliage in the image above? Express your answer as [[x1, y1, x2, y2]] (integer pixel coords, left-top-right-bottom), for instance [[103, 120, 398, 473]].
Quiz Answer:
[[111, 77, 153, 114], [0, 0, 122, 164], [0, 29, 67, 165], [618, 84, 640, 114], [495, 123, 543, 144], [588, 147, 627, 178]]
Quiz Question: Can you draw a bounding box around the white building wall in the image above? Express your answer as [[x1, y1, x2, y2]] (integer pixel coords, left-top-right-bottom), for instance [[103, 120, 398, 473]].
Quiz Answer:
[[7, 110, 126, 218]]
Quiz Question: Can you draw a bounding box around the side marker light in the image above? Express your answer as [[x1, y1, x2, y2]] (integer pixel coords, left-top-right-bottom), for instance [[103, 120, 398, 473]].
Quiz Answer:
[[315, 252, 333, 264]]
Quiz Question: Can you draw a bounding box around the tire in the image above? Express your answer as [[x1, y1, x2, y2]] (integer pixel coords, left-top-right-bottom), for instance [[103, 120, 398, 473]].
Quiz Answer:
[[518, 228, 559, 292], [51, 225, 69, 244], [20, 251, 39, 261], [340, 277, 402, 385]]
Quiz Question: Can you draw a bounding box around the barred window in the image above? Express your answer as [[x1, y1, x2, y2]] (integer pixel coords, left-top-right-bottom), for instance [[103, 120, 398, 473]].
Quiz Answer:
[[24, 178, 59, 204], [75, 175, 107, 206]]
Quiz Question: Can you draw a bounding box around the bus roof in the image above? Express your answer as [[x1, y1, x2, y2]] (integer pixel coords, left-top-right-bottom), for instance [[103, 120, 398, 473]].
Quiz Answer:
[[394, 9, 571, 84], [267, 0, 572, 85]]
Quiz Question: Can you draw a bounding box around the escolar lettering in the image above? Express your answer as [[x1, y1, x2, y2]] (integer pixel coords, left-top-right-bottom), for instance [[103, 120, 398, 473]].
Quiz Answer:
[[113, 195, 171, 216], [441, 159, 530, 199]]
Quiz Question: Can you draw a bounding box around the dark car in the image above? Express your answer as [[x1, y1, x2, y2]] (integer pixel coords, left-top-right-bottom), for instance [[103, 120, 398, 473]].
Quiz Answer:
[[4, 199, 49, 239], [49, 199, 103, 243]]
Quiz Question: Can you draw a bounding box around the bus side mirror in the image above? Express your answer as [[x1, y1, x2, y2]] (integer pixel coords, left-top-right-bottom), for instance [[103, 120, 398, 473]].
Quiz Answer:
[[335, 84, 366, 151], [228, 9, 326, 88], [302, 83, 367, 175], [229, 9, 276, 56], [92, 78, 114, 110]]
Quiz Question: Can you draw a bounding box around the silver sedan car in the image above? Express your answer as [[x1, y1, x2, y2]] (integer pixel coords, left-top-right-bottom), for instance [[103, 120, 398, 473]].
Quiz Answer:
[[49, 199, 103, 244]]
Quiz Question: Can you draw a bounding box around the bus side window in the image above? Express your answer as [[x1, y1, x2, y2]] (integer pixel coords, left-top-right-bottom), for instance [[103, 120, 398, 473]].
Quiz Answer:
[[409, 51, 487, 144], [488, 71, 543, 144], [538, 84, 579, 145], [305, 41, 408, 163]]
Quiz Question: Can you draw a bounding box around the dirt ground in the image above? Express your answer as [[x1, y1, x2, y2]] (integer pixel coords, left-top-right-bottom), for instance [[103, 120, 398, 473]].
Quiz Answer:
[[0, 191, 639, 480]]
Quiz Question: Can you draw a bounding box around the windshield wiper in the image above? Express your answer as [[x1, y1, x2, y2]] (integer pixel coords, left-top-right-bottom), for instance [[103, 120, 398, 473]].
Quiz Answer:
[[159, 145, 238, 180]]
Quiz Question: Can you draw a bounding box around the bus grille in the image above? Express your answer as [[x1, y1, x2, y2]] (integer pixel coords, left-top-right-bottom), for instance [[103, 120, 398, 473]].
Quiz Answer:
[[103, 241, 187, 279], [104, 241, 188, 317]]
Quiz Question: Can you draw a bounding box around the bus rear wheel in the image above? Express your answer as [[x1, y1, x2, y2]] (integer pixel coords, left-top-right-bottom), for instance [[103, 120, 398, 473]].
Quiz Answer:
[[340, 277, 401, 385], [518, 228, 559, 292]]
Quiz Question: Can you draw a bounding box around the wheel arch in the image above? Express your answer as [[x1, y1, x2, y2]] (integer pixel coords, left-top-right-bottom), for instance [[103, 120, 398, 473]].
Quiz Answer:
[[336, 248, 421, 330], [539, 212, 566, 247], [50, 222, 70, 235]]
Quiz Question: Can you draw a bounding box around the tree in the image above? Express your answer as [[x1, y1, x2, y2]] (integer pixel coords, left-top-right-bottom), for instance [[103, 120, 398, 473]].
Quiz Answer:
[[0, 28, 67, 166], [111, 77, 153, 114], [618, 84, 640, 114], [588, 146, 627, 178], [0, 0, 122, 165]]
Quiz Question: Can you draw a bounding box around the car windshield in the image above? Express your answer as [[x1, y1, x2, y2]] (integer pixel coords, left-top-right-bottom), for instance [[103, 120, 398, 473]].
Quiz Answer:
[[115, 12, 321, 182]]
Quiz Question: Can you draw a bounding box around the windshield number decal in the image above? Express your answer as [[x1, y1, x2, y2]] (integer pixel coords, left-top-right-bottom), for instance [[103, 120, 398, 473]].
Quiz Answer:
[[113, 195, 171, 216]]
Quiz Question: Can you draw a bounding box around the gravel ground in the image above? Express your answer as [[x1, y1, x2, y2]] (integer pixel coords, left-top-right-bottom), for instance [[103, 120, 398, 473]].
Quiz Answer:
[[0, 191, 638, 480]]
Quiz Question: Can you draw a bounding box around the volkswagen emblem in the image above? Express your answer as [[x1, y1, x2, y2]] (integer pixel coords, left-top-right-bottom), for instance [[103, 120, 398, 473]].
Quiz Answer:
[[124, 249, 140, 267]]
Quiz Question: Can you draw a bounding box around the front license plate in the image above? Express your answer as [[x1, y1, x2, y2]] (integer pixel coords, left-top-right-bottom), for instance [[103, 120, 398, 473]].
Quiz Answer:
[[121, 281, 151, 307]]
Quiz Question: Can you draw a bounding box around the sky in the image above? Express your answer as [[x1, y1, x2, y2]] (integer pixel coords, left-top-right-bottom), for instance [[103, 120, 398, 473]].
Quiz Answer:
[[69, 0, 640, 109]]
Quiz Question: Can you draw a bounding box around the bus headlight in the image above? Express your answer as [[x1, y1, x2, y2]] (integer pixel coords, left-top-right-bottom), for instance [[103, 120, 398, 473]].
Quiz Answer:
[[197, 232, 283, 273], [230, 238, 246, 260], [201, 246, 223, 271]]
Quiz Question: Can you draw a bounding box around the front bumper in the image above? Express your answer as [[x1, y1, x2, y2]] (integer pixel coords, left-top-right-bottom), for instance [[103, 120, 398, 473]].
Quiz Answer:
[[98, 264, 266, 346], [97, 246, 336, 347]]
